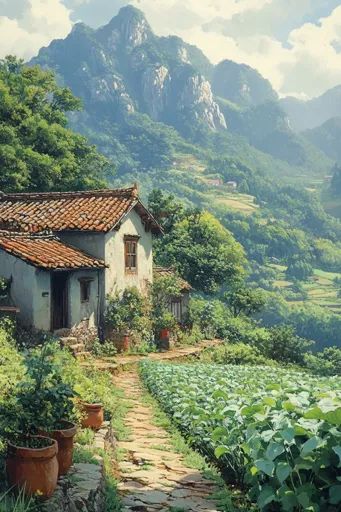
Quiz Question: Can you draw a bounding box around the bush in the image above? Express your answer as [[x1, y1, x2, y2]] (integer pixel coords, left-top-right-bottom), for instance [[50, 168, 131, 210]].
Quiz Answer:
[[256, 325, 313, 365], [200, 343, 275, 366], [305, 346, 341, 376]]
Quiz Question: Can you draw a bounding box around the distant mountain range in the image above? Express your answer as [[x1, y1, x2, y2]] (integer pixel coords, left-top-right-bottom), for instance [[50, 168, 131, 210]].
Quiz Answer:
[[30, 5, 339, 182]]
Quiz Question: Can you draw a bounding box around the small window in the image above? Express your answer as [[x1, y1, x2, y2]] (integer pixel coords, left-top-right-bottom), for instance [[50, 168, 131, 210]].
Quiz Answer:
[[80, 280, 91, 303], [170, 299, 182, 322], [125, 236, 138, 272]]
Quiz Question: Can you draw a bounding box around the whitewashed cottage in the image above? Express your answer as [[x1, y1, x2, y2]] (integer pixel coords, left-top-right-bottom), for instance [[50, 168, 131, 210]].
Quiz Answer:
[[0, 186, 163, 332]]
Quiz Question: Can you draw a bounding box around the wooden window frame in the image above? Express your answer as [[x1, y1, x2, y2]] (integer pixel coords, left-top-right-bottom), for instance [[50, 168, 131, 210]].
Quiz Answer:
[[79, 278, 93, 303], [124, 235, 139, 274]]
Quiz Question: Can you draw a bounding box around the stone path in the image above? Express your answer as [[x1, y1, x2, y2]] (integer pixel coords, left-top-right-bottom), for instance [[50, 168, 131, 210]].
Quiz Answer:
[[114, 371, 219, 511], [90, 339, 222, 374]]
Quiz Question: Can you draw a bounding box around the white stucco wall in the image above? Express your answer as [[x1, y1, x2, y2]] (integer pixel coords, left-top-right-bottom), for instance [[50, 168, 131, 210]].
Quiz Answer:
[[0, 250, 51, 330], [104, 208, 153, 297], [68, 269, 102, 329], [58, 232, 105, 260]]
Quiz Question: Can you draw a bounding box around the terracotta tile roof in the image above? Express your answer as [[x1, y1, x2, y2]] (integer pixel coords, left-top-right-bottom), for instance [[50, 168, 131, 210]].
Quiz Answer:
[[154, 267, 192, 291], [0, 186, 162, 234], [0, 231, 106, 270]]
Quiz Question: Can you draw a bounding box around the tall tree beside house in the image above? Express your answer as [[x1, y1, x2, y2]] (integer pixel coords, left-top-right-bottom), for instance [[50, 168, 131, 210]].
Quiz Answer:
[[152, 196, 246, 294], [0, 56, 113, 192]]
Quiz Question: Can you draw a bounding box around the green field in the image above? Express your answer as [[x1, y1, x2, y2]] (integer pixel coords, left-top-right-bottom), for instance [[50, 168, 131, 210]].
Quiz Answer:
[[271, 264, 341, 313], [141, 361, 341, 511], [172, 153, 259, 215]]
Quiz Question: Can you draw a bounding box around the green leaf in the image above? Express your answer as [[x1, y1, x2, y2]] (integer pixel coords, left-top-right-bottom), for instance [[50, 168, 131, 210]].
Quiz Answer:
[[280, 427, 295, 443], [297, 492, 310, 508], [257, 485, 276, 508], [266, 441, 285, 461], [255, 459, 275, 477], [329, 485, 341, 505], [333, 446, 341, 467], [214, 446, 229, 458], [301, 436, 320, 456], [276, 462, 291, 484]]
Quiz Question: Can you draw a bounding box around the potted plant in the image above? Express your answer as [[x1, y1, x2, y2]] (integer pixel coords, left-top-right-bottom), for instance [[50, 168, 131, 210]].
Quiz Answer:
[[154, 311, 177, 350], [75, 377, 104, 430], [0, 343, 78, 492], [105, 288, 146, 353], [6, 435, 59, 498]]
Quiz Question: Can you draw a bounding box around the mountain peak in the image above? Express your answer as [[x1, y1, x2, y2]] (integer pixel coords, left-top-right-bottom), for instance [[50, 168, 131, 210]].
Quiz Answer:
[[100, 4, 152, 48]]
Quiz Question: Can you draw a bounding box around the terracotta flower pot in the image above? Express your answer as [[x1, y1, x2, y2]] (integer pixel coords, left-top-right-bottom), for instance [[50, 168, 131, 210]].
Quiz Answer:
[[159, 328, 170, 340], [6, 436, 58, 498], [81, 402, 104, 430], [40, 421, 77, 476]]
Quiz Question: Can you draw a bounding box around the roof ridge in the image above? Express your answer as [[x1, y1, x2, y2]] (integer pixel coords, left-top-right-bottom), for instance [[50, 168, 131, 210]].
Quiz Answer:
[[0, 230, 56, 240], [0, 186, 138, 202]]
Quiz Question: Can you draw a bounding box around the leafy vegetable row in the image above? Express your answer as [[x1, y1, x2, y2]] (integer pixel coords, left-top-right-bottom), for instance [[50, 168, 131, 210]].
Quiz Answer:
[[140, 362, 341, 511]]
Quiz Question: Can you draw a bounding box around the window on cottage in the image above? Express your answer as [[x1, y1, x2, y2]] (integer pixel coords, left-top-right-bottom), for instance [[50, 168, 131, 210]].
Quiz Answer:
[[124, 237, 138, 272], [80, 280, 91, 303], [170, 299, 182, 322]]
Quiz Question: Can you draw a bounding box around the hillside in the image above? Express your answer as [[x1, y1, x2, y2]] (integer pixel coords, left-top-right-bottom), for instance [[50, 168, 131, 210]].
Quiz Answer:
[[280, 86, 341, 132], [31, 5, 331, 183], [304, 117, 341, 163]]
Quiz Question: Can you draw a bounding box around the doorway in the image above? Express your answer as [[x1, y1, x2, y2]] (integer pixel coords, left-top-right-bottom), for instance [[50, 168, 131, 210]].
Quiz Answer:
[[51, 272, 69, 331]]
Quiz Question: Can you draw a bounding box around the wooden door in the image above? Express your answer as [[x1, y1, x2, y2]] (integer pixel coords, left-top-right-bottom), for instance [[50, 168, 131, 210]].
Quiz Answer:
[[51, 272, 69, 330]]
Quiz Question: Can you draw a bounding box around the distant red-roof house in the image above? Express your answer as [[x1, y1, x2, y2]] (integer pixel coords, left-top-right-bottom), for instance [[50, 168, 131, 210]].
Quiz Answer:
[[0, 186, 162, 332]]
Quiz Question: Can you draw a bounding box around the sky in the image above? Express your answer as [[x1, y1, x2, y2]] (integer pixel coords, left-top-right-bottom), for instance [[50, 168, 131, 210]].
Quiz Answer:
[[0, 0, 341, 99]]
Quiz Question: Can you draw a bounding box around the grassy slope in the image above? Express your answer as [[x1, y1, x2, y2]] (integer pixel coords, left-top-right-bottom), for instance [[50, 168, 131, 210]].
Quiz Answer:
[[271, 264, 341, 314]]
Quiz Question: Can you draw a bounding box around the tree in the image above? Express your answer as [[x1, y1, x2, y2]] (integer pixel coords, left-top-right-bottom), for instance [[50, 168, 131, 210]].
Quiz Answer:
[[0, 56, 113, 192], [148, 189, 185, 233], [156, 210, 246, 294], [286, 259, 313, 281], [224, 286, 266, 317], [330, 164, 341, 197]]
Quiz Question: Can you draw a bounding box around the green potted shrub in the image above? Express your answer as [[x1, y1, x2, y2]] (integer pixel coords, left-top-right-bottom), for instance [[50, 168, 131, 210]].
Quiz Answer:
[[105, 288, 147, 353], [0, 343, 78, 494], [74, 374, 104, 430]]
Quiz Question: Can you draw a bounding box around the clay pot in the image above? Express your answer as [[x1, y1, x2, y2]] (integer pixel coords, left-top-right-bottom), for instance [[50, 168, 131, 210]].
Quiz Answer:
[[114, 333, 130, 353], [81, 402, 104, 430], [40, 421, 77, 476], [6, 436, 58, 498], [158, 329, 171, 350], [159, 328, 170, 340]]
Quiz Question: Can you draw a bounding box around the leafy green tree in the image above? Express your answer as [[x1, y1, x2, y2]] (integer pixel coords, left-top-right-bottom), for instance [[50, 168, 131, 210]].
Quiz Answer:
[[330, 164, 341, 196], [156, 210, 246, 294], [224, 286, 266, 317], [286, 259, 313, 281], [0, 56, 113, 192], [148, 189, 185, 233]]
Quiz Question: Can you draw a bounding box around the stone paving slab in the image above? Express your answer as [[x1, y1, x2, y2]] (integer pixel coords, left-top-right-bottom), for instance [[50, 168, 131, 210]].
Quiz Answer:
[[113, 371, 219, 511]]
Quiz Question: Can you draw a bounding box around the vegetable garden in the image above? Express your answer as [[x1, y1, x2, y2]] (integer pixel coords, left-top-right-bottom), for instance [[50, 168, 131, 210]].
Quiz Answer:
[[140, 362, 341, 511]]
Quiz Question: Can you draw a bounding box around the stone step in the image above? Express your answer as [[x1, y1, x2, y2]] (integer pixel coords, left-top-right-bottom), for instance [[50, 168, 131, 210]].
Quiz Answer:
[[69, 343, 85, 354], [76, 351, 92, 361], [60, 337, 78, 347]]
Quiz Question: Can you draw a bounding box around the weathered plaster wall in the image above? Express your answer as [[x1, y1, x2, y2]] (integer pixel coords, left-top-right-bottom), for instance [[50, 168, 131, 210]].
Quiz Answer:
[[0, 250, 51, 330], [68, 269, 102, 329], [59, 233, 105, 260], [104, 208, 153, 296]]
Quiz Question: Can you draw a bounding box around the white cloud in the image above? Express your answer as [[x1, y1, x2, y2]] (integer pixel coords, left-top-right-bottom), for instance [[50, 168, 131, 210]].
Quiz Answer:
[[0, 0, 72, 60]]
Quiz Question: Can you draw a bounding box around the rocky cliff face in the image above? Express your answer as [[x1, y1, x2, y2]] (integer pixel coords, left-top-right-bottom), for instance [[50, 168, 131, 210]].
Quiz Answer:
[[31, 5, 226, 133], [212, 59, 278, 108]]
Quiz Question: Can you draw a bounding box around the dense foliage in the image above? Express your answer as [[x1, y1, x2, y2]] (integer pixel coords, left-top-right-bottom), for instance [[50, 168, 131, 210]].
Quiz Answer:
[[141, 362, 341, 511], [0, 56, 112, 192]]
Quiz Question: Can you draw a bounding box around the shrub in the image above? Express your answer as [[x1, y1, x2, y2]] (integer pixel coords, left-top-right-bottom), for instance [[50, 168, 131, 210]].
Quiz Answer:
[[255, 325, 313, 365], [305, 346, 341, 376], [200, 343, 275, 366], [105, 287, 147, 333]]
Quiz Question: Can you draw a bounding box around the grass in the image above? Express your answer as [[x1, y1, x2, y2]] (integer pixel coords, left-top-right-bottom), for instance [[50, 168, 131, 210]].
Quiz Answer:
[[138, 382, 253, 511]]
